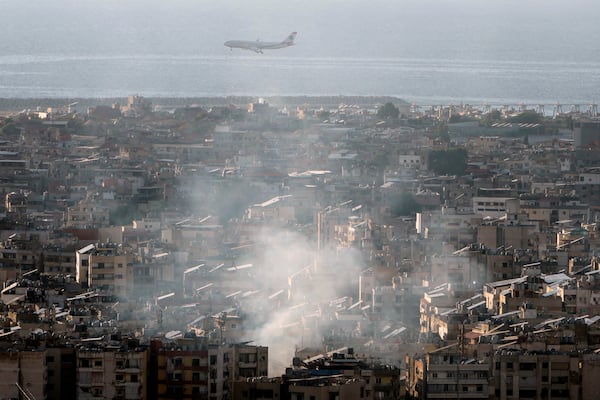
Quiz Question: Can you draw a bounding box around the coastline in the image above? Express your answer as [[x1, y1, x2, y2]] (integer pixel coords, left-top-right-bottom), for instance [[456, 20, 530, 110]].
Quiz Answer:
[[0, 96, 408, 113]]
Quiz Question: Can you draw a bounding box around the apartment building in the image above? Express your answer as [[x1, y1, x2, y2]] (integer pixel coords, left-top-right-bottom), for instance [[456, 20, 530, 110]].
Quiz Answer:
[[77, 345, 147, 400], [492, 350, 576, 400], [405, 346, 491, 399], [66, 200, 111, 229], [0, 350, 46, 400], [46, 347, 77, 400], [152, 338, 268, 400], [75, 242, 134, 296], [42, 247, 77, 276]]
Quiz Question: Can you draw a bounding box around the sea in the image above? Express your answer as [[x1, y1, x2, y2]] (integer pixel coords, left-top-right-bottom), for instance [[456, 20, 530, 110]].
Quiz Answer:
[[0, 0, 598, 108], [1, 54, 597, 109]]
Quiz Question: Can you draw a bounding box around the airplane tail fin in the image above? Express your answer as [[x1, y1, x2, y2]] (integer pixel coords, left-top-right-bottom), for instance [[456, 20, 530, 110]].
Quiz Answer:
[[283, 32, 297, 45]]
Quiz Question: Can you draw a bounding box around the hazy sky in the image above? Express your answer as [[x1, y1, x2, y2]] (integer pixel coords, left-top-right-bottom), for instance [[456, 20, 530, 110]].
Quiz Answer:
[[1, 0, 598, 61]]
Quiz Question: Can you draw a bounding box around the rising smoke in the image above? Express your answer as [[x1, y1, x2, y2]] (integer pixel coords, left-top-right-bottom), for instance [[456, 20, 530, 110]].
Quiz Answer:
[[231, 225, 364, 375]]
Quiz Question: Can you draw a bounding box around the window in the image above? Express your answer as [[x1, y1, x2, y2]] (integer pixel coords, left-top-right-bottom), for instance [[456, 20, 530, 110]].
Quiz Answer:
[[131, 374, 138, 383], [193, 372, 200, 381], [519, 362, 536, 371]]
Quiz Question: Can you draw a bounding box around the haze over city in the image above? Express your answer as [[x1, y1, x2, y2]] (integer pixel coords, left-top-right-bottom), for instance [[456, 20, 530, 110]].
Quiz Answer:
[[0, 1, 599, 399]]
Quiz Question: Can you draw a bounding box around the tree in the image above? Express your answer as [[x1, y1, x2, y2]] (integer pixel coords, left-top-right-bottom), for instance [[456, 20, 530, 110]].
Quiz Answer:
[[316, 110, 331, 121], [427, 148, 468, 176], [0, 122, 20, 136], [377, 102, 400, 119], [508, 110, 541, 124], [481, 109, 502, 126], [390, 191, 422, 217]]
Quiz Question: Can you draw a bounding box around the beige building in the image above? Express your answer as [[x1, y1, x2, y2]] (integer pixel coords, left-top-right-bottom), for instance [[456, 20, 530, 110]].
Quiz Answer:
[[46, 347, 77, 400], [75, 242, 135, 296], [477, 220, 536, 253], [162, 221, 223, 259], [77, 346, 147, 399], [483, 251, 518, 282], [154, 338, 268, 400], [429, 254, 484, 288], [288, 378, 367, 400], [66, 200, 110, 228], [0, 350, 46, 400], [492, 351, 578, 400], [405, 346, 491, 399], [472, 196, 519, 219], [43, 247, 77, 276], [246, 195, 295, 224]]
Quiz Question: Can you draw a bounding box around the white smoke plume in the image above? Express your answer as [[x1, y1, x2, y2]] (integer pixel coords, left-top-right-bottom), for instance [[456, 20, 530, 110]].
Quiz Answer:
[[233, 224, 364, 375]]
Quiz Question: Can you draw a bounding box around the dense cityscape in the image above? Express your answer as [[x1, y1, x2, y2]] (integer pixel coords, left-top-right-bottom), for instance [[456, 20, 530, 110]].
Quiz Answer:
[[0, 95, 599, 399]]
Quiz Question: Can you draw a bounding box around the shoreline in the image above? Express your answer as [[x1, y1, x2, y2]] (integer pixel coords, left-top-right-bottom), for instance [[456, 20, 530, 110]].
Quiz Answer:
[[0, 96, 408, 113]]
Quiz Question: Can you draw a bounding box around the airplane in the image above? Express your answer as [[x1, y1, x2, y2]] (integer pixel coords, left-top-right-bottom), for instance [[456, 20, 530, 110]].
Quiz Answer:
[[224, 32, 297, 54]]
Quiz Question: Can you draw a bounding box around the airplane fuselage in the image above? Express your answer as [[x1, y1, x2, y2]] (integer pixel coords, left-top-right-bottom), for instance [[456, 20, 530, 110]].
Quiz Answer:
[[224, 32, 296, 54]]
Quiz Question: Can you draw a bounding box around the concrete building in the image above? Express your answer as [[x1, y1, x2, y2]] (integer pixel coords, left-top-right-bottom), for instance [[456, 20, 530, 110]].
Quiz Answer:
[[472, 197, 519, 219], [573, 119, 600, 148], [76, 345, 147, 400], [0, 350, 46, 400], [492, 350, 578, 400], [152, 338, 268, 400], [46, 347, 77, 400], [405, 346, 491, 399], [75, 242, 134, 296], [66, 200, 111, 229]]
